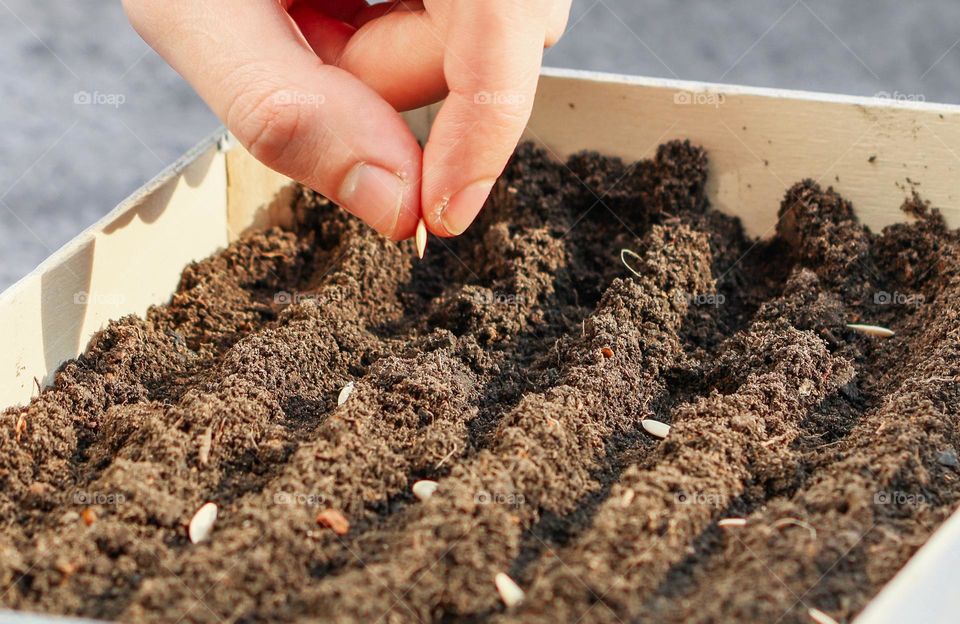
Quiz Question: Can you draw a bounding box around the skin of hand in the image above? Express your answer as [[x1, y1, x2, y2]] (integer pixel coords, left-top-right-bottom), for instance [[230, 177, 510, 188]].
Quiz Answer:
[[123, 0, 572, 241]]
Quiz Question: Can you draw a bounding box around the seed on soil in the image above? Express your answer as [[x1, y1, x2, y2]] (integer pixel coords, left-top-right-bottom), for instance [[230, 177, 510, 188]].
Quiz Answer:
[[494, 572, 525, 608], [641, 419, 670, 439], [337, 382, 355, 406], [718, 518, 747, 528], [808, 607, 839, 624], [188, 502, 218, 544], [412, 480, 439, 501], [316, 509, 350, 535], [416, 218, 428, 259], [846, 323, 895, 338], [601, 347, 615, 359], [80, 508, 96, 527]]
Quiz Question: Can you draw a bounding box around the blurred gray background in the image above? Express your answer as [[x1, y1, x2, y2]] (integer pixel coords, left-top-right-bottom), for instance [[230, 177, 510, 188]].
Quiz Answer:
[[1, 0, 959, 289]]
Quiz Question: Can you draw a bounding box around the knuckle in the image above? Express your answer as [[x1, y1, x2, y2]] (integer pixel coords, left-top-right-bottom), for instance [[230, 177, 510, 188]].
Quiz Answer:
[[227, 87, 305, 172]]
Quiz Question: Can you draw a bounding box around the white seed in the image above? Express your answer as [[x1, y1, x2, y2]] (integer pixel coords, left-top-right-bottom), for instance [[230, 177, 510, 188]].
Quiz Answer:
[[641, 419, 671, 439], [808, 607, 839, 624], [337, 382, 355, 406], [189, 502, 218, 544], [846, 323, 895, 338], [416, 218, 428, 259], [495, 572, 525, 608], [718, 518, 747, 528], [412, 480, 439, 501]]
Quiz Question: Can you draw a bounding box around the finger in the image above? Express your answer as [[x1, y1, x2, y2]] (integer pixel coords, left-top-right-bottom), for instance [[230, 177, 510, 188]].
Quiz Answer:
[[123, 0, 421, 241], [288, 2, 356, 63], [421, 1, 546, 237], [545, 0, 573, 47], [338, 7, 446, 110], [291, 2, 445, 111], [288, 0, 367, 22], [353, 0, 425, 28]]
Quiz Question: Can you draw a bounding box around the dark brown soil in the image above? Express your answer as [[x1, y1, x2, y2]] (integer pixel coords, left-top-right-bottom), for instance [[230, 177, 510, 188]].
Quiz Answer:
[[2, 142, 959, 624]]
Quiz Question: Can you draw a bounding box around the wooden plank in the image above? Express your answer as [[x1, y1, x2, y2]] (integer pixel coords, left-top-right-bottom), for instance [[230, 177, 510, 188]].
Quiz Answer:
[[0, 133, 229, 409], [855, 505, 960, 623], [526, 68, 960, 237], [224, 134, 297, 241]]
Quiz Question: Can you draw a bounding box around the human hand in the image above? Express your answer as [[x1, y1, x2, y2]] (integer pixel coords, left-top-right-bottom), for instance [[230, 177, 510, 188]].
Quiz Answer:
[[123, 0, 572, 241]]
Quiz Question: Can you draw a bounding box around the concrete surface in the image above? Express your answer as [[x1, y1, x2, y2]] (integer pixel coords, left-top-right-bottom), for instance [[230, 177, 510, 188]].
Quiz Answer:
[[1, 0, 959, 289]]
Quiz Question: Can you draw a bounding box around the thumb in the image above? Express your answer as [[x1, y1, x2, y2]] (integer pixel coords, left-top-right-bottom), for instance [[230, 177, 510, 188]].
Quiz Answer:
[[124, 0, 422, 241]]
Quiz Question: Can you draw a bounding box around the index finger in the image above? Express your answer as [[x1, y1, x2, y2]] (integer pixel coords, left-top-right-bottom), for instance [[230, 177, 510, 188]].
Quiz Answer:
[[420, 1, 547, 237]]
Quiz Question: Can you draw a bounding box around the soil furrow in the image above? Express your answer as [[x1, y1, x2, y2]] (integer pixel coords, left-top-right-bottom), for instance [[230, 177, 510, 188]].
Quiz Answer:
[[286, 222, 715, 622]]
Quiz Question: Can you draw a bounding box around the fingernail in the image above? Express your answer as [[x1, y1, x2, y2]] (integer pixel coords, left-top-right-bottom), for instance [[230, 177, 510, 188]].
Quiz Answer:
[[439, 179, 496, 236], [339, 162, 405, 237]]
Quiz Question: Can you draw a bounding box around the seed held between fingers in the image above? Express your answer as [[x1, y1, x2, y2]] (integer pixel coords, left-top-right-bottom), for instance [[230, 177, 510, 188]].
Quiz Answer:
[[641, 419, 670, 439], [495, 572, 525, 608], [416, 218, 427, 259]]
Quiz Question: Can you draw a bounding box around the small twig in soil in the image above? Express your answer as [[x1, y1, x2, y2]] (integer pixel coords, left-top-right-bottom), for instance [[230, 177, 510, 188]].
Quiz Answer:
[[435, 445, 458, 470], [14, 414, 27, 444], [620, 248, 644, 278], [773, 517, 817, 540], [197, 427, 213, 466]]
